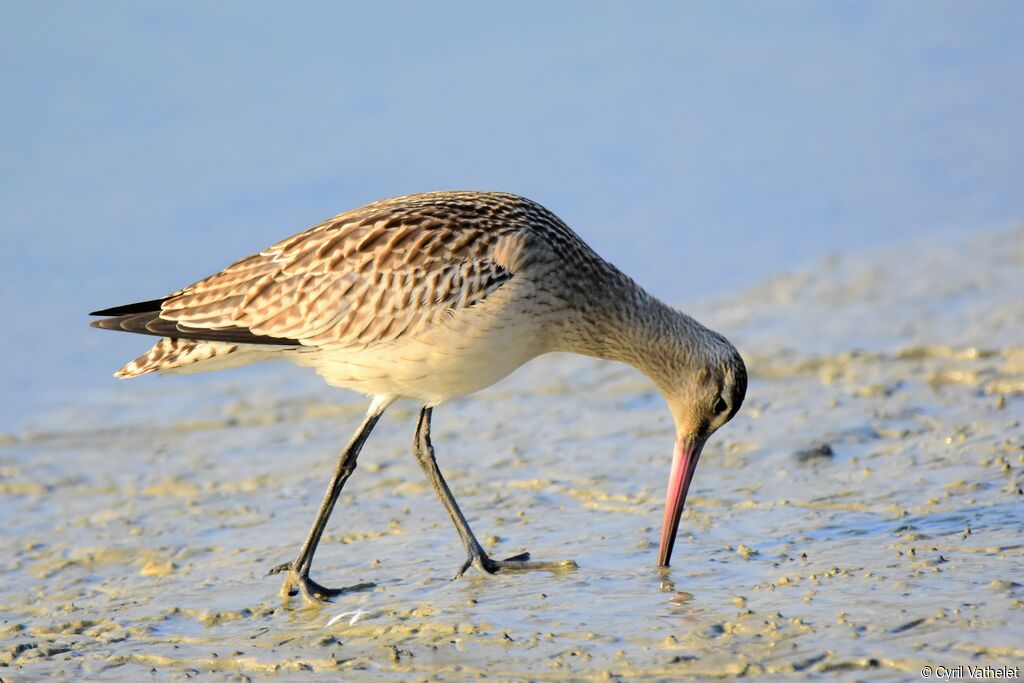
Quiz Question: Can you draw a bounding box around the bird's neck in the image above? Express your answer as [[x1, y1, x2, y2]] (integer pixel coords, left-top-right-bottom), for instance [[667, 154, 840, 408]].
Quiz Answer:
[[554, 272, 710, 390]]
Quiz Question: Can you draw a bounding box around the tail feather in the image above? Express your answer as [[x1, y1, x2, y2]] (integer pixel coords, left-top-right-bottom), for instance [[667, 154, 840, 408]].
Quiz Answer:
[[115, 338, 240, 378], [92, 297, 302, 377]]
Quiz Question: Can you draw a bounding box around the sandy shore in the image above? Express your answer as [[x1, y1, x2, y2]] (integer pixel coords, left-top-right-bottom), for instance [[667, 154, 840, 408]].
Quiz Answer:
[[2, 227, 1022, 681]]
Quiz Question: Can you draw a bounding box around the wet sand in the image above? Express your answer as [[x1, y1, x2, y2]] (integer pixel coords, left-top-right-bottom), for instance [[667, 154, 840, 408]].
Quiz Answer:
[[2, 227, 1022, 681]]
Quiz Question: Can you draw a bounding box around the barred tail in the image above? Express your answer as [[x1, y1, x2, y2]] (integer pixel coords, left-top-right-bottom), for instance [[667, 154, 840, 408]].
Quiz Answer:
[[115, 338, 240, 378]]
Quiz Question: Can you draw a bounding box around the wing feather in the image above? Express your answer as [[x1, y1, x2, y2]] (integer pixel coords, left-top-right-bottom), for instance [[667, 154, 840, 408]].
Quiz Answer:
[[93, 192, 540, 349]]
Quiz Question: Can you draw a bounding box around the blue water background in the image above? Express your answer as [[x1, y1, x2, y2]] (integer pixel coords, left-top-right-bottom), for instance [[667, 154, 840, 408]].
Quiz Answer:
[[1, 1, 1022, 430]]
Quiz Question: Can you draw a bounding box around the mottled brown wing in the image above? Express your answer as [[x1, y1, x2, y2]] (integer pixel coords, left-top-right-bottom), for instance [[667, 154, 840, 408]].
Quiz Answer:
[[159, 198, 519, 348]]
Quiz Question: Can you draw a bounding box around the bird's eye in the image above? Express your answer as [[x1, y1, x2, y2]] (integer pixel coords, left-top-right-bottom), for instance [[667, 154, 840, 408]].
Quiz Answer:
[[714, 397, 728, 415]]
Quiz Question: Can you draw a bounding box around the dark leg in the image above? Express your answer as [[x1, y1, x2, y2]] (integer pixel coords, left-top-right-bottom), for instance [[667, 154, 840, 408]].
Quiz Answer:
[[412, 407, 576, 578], [269, 403, 385, 602]]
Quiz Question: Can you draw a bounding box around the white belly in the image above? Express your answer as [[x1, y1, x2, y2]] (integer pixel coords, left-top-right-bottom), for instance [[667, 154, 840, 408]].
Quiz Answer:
[[290, 294, 552, 405]]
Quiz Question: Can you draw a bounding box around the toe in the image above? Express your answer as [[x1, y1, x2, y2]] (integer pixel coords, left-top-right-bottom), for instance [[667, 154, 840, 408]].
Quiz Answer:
[[500, 552, 531, 562], [268, 561, 293, 576], [453, 557, 473, 580]]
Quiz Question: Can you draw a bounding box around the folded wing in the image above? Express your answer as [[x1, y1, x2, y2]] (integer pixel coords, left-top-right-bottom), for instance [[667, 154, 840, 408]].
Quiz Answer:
[[91, 195, 519, 350]]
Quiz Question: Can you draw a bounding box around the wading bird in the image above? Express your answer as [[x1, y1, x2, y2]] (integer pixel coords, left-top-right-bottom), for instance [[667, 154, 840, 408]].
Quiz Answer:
[[90, 191, 747, 602]]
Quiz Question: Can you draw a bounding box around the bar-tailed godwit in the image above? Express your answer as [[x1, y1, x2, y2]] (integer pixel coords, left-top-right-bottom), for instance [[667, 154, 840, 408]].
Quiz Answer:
[[91, 191, 747, 602]]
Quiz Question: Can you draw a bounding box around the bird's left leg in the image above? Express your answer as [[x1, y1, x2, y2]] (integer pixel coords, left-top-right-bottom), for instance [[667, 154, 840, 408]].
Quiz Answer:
[[411, 407, 576, 578], [268, 401, 386, 602]]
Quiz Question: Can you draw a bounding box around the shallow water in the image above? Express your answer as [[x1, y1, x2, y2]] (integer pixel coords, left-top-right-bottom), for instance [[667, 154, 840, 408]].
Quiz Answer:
[[1, 228, 1022, 680]]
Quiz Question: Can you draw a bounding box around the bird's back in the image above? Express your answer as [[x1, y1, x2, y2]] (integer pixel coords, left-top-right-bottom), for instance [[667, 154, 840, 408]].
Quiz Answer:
[[92, 191, 609, 399]]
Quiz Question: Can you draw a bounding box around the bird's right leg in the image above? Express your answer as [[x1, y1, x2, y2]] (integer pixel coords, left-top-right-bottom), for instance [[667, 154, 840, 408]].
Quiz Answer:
[[412, 407, 576, 578], [268, 402, 386, 602]]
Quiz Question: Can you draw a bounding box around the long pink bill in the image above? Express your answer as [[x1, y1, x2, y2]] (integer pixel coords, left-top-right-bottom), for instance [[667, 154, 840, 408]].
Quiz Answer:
[[657, 435, 705, 567]]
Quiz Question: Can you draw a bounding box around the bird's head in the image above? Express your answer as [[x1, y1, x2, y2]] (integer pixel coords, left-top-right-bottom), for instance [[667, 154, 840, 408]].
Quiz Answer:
[[656, 334, 747, 567]]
